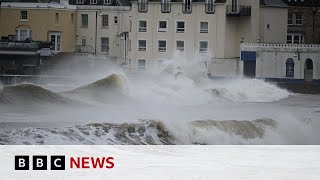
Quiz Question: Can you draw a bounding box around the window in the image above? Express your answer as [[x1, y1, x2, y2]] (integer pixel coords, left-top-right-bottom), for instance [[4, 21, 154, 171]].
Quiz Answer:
[[199, 41, 208, 53], [104, 0, 111, 4], [206, 0, 215, 13], [138, 40, 146, 51], [158, 21, 167, 32], [200, 22, 208, 33], [15, 29, 32, 41], [288, 12, 303, 25], [138, 0, 148, 12], [138, 20, 147, 32], [176, 40, 184, 52], [158, 40, 167, 52], [101, 38, 109, 53], [71, 13, 75, 25], [183, 0, 192, 13], [20, 11, 27, 21], [102, 15, 108, 28], [55, 13, 59, 25], [81, 39, 86, 46], [138, 59, 146, 70], [76, 0, 84, 4], [114, 16, 118, 24], [287, 33, 304, 44], [285, 58, 295, 78], [161, 0, 171, 13], [90, 0, 97, 4], [176, 21, 185, 33], [50, 32, 61, 52], [81, 14, 88, 28]]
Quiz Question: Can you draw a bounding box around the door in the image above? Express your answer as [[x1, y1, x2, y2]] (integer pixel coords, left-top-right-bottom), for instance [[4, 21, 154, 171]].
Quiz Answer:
[[304, 59, 313, 82], [50, 32, 62, 52]]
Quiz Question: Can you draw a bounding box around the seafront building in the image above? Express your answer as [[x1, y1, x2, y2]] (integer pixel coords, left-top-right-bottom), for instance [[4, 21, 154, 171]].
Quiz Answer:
[[0, 0, 319, 82]]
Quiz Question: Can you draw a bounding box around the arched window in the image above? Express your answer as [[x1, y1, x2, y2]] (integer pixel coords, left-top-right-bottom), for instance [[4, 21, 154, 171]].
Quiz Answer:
[[305, 59, 313, 70], [285, 58, 295, 78]]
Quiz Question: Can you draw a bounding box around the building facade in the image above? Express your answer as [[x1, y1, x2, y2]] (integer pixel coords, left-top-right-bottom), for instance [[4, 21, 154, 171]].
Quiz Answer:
[[282, 0, 320, 44], [127, 0, 288, 73], [69, 0, 131, 64], [0, 2, 76, 53]]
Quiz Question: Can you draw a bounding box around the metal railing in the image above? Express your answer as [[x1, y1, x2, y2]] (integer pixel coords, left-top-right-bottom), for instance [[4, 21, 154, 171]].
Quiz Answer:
[[0, 41, 39, 51], [182, 4, 192, 13], [226, 5, 251, 17], [75, 45, 94, 54], [138, 3, 148, 12]]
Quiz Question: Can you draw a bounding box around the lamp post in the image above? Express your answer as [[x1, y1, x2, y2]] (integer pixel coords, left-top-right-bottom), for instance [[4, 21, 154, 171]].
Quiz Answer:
[[119, 31, 128, 66]]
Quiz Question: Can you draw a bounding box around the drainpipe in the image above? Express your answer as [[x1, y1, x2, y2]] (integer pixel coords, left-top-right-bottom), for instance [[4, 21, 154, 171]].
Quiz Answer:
[[95, 11, 97, 55]]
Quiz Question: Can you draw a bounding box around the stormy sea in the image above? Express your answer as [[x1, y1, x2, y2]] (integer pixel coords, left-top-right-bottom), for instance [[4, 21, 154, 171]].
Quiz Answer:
[[0, 56, 319, 145]]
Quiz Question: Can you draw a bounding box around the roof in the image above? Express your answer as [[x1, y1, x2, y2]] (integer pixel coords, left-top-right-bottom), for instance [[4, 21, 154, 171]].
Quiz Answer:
[[1, 2, 76, 9], [260, 0, 288, 7]]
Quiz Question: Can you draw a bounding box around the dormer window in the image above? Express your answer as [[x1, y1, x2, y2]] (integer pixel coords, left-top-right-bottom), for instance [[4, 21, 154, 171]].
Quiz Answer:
[[161, 0, 171, 13], [104, 0, 111, 4], [205, 0, 215, 14], [183, 0, 192, 13], [76, 0, 84, 4], [90, 0, 97, 4], [138, 0, 148, 12]]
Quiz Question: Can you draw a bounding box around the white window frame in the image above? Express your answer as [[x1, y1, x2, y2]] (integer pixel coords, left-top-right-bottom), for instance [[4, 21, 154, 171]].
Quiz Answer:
[[288, 12, 303, 25], [76, 0, 84, 4], [158, 20, 167, 32], [176, 21, 185, 33], [49, 32, 62, 52], [176, 40, 184, 52], [90, 0, 98, 4], [15, 29, 32, 41], [206, 0, 215, 13], [104, 0, 112, 4], [158, 40, 167, 52], [137, 59, 147, 71], [101, 37, 109, 53], [20, 11, 27, 21], [199, 40, 208, 53], [138, 39, 147, 51], [287, 33, 304, 44], [199, 21, 209, 33], [138, 20, 147, 32], [102, 14, 108, 28], [114, 16, 118, 24]]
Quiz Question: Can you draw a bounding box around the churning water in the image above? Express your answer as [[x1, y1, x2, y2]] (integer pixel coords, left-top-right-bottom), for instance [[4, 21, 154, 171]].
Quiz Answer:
[[0, 56, 320, 145]]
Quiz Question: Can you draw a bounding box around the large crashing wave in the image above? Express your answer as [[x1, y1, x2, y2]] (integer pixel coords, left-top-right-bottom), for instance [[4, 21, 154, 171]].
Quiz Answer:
[[0, 84, 71, 105], [0, 119, 282, 145]]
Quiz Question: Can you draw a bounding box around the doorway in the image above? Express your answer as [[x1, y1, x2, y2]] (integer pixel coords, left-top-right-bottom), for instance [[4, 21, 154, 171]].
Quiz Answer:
[[304, 59, 313, 82]]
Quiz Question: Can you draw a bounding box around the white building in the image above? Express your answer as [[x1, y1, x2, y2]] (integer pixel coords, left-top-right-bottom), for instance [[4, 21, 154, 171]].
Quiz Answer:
[[127, 0, 288, 72], [70, 0, 131, 64], [241, 43, 320, 83]]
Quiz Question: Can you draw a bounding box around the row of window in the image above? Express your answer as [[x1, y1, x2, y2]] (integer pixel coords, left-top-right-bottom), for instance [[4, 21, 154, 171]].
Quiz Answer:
[[20, 11, 75, 25], [138, 0, 215, 14], [137, 40, 208, 53], [81, 37, 110, 52], [138, 20, 209, 33], [76, 0, 112, 4], [81, 14, 118, 28]]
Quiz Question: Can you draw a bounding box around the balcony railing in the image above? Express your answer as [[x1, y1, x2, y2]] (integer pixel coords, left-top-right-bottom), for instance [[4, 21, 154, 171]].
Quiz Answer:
[[0, 41, 39, 51], [205, 4, 215, 14], [138, 3, 148, 12], [182, 4, 192, 14], [75, 45, 94, 54], [226, 5, 251, 17], [161, 3, 171, 13]]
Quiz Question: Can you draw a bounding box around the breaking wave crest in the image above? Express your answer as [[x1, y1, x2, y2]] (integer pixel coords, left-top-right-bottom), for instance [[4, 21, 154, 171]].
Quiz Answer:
[[0, 84, 70, 105], [0, 119, 282, 145]]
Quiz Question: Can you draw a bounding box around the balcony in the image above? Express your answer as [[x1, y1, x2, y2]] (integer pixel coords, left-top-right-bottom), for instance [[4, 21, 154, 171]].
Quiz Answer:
[[226, 5, 251, 17], [182, 4, 192, 14], [0, 41, 39, 51], [75, 45, 94, 54], [138, 3, 148, 12], [161, 3, 171, 13]]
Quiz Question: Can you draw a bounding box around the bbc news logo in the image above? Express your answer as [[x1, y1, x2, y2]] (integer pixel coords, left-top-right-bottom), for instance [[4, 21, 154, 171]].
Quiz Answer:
[[15, 155, 114, 170]]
